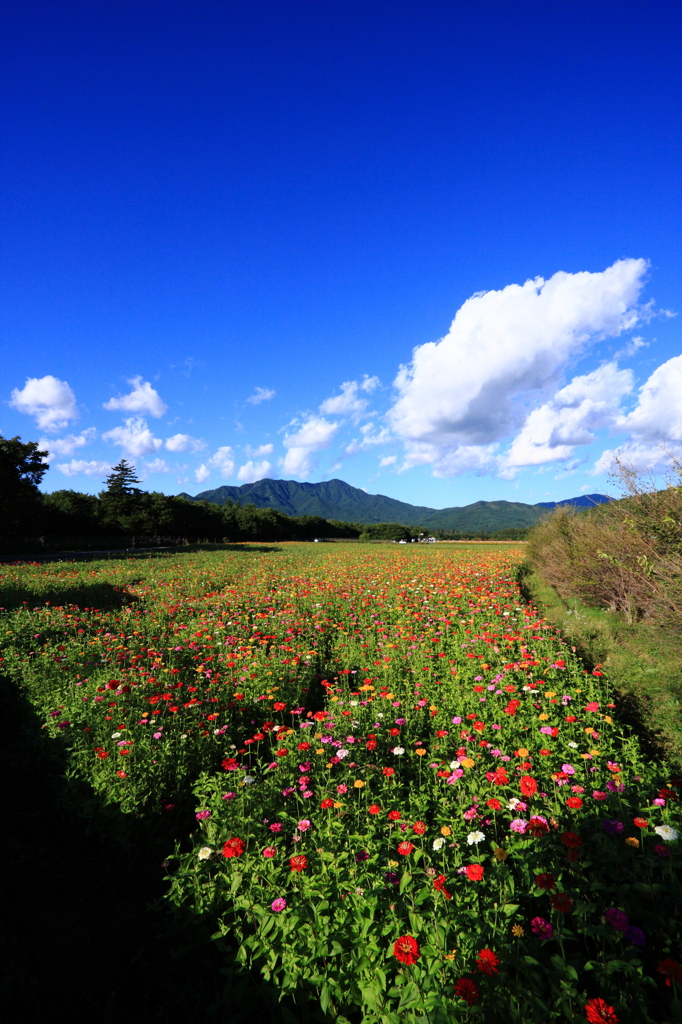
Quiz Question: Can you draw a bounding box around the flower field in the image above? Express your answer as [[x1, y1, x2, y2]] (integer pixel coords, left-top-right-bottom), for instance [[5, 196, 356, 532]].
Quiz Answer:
[[1, 543, 681, 1023]]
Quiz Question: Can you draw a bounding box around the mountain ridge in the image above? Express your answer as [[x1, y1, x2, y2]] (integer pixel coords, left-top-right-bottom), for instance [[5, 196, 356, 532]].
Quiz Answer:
[[178, 478, 610, 532]]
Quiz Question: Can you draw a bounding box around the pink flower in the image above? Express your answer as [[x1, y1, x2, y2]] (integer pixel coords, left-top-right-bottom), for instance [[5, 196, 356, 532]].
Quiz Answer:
[[510, 819, 527, 833], [337, 784, 348, 794], [271, 897, 287, 912], [531, 916, 553, 940], [297, 819, 312, 831], [593, 790, 607, 801], [263, 846, 276, 858], [269, 823, 282, 832]]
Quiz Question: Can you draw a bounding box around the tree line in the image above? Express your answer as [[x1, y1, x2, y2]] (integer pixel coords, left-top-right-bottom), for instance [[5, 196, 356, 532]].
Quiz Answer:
[[0, 436, 528, 552]]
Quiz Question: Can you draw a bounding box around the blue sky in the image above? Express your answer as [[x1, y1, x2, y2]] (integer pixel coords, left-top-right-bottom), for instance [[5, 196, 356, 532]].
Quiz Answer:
[[2, 0, 681, 509]]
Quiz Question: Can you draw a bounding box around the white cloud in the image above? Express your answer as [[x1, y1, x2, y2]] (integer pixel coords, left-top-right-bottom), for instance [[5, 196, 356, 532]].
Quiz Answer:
[[379, 454, 397, 467], [39, 427, 96, 458], [246, 387, 275, 405], [208, 446, 236, 478], [360, 375, 381, 393], [281, 416, 338, 478], [10, 375, 78, 431], [319, 379, 374, 423], [388, 258, 648, 476], [165, 432, 206, 453], [501, 362, 634, 476], [345, 422, 392, 456], [103, 376, 168, 417], [144, 458, 171, 474], [245, 442, 274, 457], [102, 416, 163, 457], [616, 355, 682, 442], [195, 464, 210, 484], [57, 459, 111, 478], [237, 459, 273, 483]]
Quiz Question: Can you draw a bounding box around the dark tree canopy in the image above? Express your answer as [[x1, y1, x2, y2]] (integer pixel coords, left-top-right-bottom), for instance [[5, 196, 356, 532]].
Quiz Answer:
[[104, 460, 141, 495], [0, 435, 49, 543]]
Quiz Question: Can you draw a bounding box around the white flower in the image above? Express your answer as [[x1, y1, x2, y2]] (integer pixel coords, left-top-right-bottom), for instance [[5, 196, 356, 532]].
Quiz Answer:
[[392, 746, 405, 756], [111, 731, 121, 739], [432, 837, 445, 851], [377, 713, 384, 719], [198, 846, 213, 860], [449, 759, 461, 770], [467, 831, 485, 845], [243, 775, 256, 785], [508, 798, 521, 809], [655, 824, 679, 842], [567, 741, 578, 748], [355, 886, 365, 896], [349, 700, 359, 706]]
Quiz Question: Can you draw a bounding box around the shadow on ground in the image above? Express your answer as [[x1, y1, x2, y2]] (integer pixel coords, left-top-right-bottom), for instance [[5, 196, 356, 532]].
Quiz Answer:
[[0, 676, 329, 1024]]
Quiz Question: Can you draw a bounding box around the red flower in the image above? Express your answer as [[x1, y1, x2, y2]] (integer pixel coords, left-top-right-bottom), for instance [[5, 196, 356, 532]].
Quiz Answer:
[[539, 748, 551, 756], [465, 863, 484, 881], [476, 948, 499, 975], [528, 816, 550, 836], [222, 757, 239, 771], [433, 874, 452, 899], [289, 855, 307, 872], [388, 810, 401, 820], [565, 715, 577, 722], [313, 710, 327, 721], [633, 817, 648, 828], [551, 892, 573, 913], [412, 820, 427, 835], [95, 748, 109, 759], [520, 775, 538, 797], [454, 977, 479, 1005], [658, 958, 682, 987], [561, 830, 582, 849], [320, 798, 334, 808], [297, 741, 310, 751], [276, 748, 289, 757], [273, 702, 287, 711], [567, 797, 583, 809], [366, 739, 377, 750], [393, 934, 420, 965], [368, 803, 382, 815], [436, 729, 448, 737], [222, 837, 246, 859], [263, 846, 276, 858], [383, 767, 395, 777], [486, 798, 502, 810], [398, 841, 415, 856], [585, 997, 619, 1023], [535, 873, 556, 890]]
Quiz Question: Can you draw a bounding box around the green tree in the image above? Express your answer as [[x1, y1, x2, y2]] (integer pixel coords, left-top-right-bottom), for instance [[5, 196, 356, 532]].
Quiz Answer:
[[0, 436, 49, 544], [104, 460, 141, 494]]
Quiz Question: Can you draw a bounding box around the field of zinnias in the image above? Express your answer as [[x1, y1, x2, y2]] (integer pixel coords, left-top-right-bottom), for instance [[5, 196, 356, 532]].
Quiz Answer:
[[1, 543, 681, 1023]]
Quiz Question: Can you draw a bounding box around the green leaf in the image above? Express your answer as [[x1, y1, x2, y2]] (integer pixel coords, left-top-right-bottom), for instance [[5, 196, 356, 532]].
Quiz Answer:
[[502, 903, 520, 916]]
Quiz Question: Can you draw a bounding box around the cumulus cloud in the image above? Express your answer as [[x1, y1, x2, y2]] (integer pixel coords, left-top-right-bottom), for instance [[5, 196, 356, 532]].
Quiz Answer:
[[501, 362, 634, 476], [10, 375, 79, 431], [57, 459, 112, 478], [281, 416, 338, 478], [246, 387, 275, 405], [208, 446, 236, 478], [195, 464, 210, 484], [103, 376, 168, 417], [379, 454, 397, 467], [144, 458, 171, 474], [165, 432, 206, 453], [237, 459, 273, 483], [388, 258, 648, 476], [102, 416, 163, 457], [39, 428, 97, 458], [245, 442, 274, 457], [319, 378, 379, 423], [345, 422, 392, 456]]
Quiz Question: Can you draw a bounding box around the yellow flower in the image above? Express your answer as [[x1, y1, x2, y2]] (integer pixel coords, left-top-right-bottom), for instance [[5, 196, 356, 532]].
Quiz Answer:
[[493, 847, 508, 861], [580, 753, 591, 759], [460, 758, 475, 769], [353, 779, 365, 788], [538, 713, 550, 721], [444, 951, 456, 960], [440, 826, 452, 837], [625, 836, 639, 848], [316, 748, 324, 754], [511, 925, 525, 937], [516, 747, 529, 757], [384, 692, 395, 699], [545, 691, 557, 698], [604, 715, 613, 724], [334, 801, 343, 809], [388, 859, 399, 868], [415, 748, 426, 756], [590, 749, 600, 756]]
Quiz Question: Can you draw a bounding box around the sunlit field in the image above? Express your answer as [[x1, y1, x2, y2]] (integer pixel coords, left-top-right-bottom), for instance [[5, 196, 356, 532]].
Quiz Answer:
[[1, 543, 680, 1024]]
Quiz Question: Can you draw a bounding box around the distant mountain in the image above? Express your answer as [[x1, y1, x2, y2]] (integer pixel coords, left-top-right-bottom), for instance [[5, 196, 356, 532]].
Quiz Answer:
[[178, 477, 610, 532], [535, 493, 611, 509]]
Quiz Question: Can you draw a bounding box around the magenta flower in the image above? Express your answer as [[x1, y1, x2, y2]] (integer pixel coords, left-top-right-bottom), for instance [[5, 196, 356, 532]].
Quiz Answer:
[[510, 818, 527, 834], [625, 926, 646, 946], [605, 908, 629, 932], [531, 917, 553, 940], [269, 822, 282, 833], [271, 898, 287, 912], [297, 819, 311, 831]]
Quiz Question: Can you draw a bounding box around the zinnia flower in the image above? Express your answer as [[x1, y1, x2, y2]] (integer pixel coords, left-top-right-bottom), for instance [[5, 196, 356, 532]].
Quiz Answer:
[[604, 908, 629, 932], [454, 977, 478, 1005], [602, 819, 624, 835], [561, 830, 582, 849], [655, 824, 679, 841], [393, 934, 420, 965], [289, 854, 307, 872], [432, 837, 445, 851], [465, 863, 484, 881], [476, 948, 499, 975], [585, 996, 619, 1023], [398, 841, 415, 856], [263, 846, 276, 858], [412, 820, 427, 834], [271, 897, 287, 912], [551, 892, 573, 913], [566, 797, 583, 809], [198, 846, 212, 860], [625, 925, 646, 946], [535, 873, 556, 890], [467, 830, 485, 845], [222, 837, 246, 859], [519, 775, 538, 797], [530, 916, 553, 940], [658, 957, 682, 987]]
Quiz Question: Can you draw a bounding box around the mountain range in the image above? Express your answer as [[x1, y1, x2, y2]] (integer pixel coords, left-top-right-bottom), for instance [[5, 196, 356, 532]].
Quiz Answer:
[[179, 478, 610, 532]]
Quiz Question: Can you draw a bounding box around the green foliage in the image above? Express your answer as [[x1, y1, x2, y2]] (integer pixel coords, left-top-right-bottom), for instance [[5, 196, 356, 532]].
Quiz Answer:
[[0, 435, 49, 544]]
